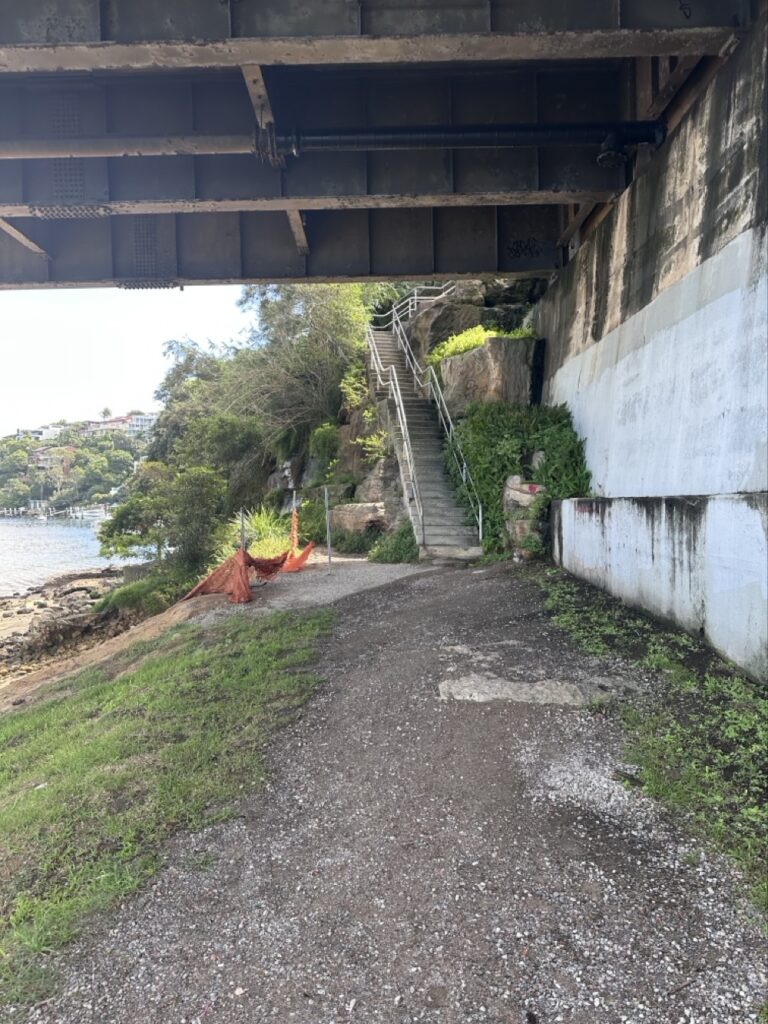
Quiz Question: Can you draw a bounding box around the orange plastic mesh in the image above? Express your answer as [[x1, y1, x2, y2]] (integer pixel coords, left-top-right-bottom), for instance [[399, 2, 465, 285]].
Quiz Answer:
[[182, 548, 288, 604], [289, 507, 299, 555], [282, 541, 315, 573]]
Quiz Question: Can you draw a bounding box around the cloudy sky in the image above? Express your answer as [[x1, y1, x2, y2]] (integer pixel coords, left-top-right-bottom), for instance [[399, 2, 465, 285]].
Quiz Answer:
[[0, 285, 249, 437]]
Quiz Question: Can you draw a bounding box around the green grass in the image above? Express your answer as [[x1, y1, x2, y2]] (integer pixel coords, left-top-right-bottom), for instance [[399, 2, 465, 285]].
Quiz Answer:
[[0, 610, 332, 1005], [95, 567, 200, 617], [540, 569, 768, 909], [426, 324, 536, 367]]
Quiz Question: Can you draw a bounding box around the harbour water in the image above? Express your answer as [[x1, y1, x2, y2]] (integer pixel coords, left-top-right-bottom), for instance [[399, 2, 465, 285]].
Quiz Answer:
[[0, 517, 135, 596]]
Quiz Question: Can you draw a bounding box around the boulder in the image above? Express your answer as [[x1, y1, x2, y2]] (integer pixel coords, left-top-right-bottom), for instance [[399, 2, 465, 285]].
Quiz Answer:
[[503, 475, 546, 513], [440, 334, 538, 417], [408, 303, 483, 368], [355, 457, 397, 503], [355, 456, 406, 528], [450, 280, 486, 305], [331, 502, 389, 534]]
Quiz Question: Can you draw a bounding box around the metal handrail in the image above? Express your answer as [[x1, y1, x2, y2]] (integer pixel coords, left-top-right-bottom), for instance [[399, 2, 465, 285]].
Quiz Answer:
[[372, 282, 457, 332], [366, 325, 424, 545], [369, 283, 483, 543]]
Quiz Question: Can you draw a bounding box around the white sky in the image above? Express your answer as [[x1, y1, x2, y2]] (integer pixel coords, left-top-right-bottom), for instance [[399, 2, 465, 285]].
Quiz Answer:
[[0, 285, 249, 437]]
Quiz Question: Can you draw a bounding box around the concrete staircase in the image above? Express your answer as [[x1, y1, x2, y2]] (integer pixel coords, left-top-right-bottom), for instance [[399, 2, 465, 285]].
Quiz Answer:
[[370, 328, 483, 560]]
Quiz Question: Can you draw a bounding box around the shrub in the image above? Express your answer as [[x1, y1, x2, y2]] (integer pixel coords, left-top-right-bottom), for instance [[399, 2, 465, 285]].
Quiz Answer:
[[298, 499, 329, 545], [167, 467, 227, 572], [353, 428, 389, 465], [214, 505, 291, 562], [426, 324, 536, 368], [339, 363, 369, 412], [447, 401, 590, 553], [369, 521, 419, 563], [309, 422, 340, 474], [332, 526, 381, 555]]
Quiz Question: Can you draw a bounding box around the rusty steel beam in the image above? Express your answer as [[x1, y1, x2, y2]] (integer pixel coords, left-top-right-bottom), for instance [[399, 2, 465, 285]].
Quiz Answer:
[[0, 217, 49, 257], [0, 192, 618, 220], [0, 28, 749, 76], [0, 135, 253, 160], [285, 209, 309, 256], [0, 205, 562, 288], [241, 65, 275, 129]]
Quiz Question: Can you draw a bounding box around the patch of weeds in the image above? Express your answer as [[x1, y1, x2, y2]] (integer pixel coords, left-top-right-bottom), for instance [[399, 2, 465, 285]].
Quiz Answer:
[[368, 521, 419, 564], [538, 568, 768, 911], [0, 609, 332, 1006], [470, 551, 515, 567]]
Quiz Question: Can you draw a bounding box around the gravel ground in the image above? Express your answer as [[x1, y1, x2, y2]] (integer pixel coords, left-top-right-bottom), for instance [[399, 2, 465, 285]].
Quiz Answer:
[[191, 552, 433, 627], [15, 562, 766, 1024]]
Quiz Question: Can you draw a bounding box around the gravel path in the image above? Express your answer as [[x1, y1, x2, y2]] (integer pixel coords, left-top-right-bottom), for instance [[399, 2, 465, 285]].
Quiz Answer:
[[17, 563, 766, 1024]]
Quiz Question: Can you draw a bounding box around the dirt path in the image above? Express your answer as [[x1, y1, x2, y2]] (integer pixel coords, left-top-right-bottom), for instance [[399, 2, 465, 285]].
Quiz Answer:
[[20, 563, 766, 1023]]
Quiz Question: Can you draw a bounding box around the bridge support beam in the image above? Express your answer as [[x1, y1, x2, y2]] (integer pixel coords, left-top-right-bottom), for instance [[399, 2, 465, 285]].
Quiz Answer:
[[0, 205, 561, 288]]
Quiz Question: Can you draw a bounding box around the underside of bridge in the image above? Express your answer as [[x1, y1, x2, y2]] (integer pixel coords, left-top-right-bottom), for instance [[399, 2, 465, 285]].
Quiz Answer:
[[0, 0, 752, 288]]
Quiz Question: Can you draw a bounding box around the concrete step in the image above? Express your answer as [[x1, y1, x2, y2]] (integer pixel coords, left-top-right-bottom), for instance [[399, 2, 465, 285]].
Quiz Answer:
[[420, 544, 484, 562], [423, 538, 481, 553]]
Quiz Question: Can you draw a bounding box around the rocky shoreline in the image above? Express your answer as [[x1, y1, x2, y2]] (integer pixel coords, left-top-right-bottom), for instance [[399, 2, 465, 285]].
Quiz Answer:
[[0, 567, 130, 686]]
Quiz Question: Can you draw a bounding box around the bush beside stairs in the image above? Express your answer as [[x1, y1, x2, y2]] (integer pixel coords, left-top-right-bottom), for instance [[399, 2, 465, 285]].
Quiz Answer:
[[369, 328, 483, 561]]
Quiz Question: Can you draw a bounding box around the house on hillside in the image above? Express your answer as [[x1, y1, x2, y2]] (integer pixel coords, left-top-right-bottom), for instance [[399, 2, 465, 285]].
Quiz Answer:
[[80, 413, 158, 439]]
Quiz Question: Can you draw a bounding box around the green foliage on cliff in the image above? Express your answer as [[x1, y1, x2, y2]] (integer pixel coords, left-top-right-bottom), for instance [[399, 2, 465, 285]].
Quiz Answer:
[[426, 324, 536, 369], [446, 401, 590, 553], [309, 422, 341, 476]]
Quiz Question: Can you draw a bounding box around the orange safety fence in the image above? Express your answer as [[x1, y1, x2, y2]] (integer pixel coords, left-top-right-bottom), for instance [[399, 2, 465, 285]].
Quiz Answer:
[[182, 548, 288, 604], [282, 541, 315, 572], [280, 505, 315, 573]]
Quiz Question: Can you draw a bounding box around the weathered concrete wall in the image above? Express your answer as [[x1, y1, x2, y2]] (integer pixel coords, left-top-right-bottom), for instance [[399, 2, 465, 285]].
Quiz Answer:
[[537, 11, 767, 678], [552, 495, 768, 681], [546, 226, 767, 497], [536, 15, 766, 376]]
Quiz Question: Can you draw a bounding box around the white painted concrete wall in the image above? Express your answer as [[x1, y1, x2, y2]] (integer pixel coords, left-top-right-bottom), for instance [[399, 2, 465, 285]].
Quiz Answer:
[[554, 495, 768, 681], [547, 227, 768, 498]]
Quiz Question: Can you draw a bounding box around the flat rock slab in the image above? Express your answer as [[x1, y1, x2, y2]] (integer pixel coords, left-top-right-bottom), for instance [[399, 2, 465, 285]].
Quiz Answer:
[[18, 563, 766, 1024], [439, 671, 585, 705]]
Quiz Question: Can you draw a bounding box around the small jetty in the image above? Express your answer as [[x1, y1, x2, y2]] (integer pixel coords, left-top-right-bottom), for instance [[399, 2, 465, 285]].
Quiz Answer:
[[0, 505, 109, 521]]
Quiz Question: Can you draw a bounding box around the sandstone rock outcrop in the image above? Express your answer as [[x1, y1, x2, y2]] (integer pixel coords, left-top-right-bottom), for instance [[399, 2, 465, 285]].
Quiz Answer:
[[441, 334, 538, 417], [330, 502, 389, 535]]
